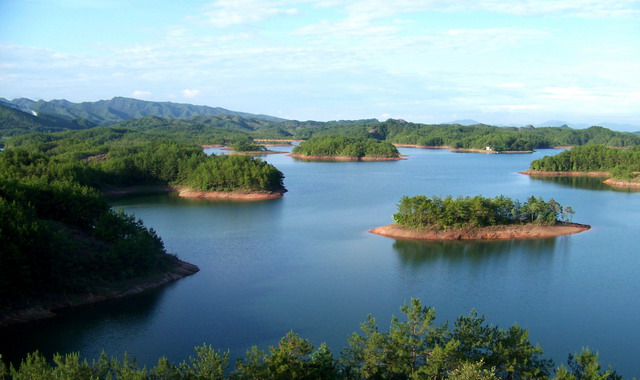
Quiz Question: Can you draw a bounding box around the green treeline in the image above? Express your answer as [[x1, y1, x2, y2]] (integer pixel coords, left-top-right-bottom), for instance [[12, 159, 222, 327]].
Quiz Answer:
[[530, 145, 640, 181], [393, 195, 574, 230], [5, 107, 640, 152], [231, 141, 268, 152], [0, 299, 621, 379], [0, 166, 169, 307], [0, 133, 284, 309], [292, 136, 400, 158], [5, 128, 285, 193]]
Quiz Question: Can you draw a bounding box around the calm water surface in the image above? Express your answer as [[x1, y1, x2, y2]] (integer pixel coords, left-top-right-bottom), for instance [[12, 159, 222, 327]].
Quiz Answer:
[[2, 147, 639, 377]]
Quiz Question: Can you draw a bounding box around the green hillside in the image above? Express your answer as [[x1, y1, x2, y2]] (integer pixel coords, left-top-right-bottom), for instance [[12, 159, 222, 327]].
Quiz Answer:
[[3, 97, 285, 126]]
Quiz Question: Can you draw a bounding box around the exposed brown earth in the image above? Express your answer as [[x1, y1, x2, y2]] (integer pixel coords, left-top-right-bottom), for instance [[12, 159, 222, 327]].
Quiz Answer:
[[103, 185, 285, 201], [603, 179, 640, 189], [369, 223, 590, 241], [521, 170, 640, 190], [175, 187, 286, 200], [201, 144, 224, 148], [520, 170, 610, 177], [0, 259, 199, 327], [287, 153, 405, 161]]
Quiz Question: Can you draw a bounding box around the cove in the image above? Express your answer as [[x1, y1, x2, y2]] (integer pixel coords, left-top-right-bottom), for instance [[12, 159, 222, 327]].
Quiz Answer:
[[1, 147, 639, 377]]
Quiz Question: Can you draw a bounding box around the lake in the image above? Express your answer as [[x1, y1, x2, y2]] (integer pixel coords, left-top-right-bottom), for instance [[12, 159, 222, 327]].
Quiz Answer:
[[2, 147, 639, 377]]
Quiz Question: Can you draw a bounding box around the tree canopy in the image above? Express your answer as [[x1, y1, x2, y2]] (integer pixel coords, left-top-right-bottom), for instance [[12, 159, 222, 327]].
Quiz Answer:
[[530, 145, 640, 181], [0, 299, 622, 379], [292, 135, 400, 158], [393, 195, 573, 230]]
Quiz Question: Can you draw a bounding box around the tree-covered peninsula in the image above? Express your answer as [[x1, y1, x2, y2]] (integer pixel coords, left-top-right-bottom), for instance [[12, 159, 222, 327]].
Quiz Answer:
[[0, 299, 622, 379], [290, 135, 401, 160], [524, 145, 640, 188], [0, 128, 286, 323], [5, 127, 286, 197], [371, 195, 588, 240], [0, 150, 199, 323]]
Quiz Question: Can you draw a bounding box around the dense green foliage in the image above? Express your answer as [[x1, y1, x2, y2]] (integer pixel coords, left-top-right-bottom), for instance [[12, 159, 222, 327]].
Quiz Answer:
[[5, 98, 639, 153], [4, 128, 285, 192], [181, 155, 285, 192], [0, 299, 622, 379], [530, 145, 640, 181], [2, 96, 284, 126], [393, 195, 574, 229], [0, 167, 170, 307], [0, 104, 93, 145], [292, 136, 400, 158], [0, 131, 284, 309], [231, 141, 268, 152]]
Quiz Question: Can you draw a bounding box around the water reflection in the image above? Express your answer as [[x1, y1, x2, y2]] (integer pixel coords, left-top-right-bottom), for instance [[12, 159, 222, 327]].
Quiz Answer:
[[528, 175, 638, 192], [393, 238, 558, 267], [0, 283, 171, 366]]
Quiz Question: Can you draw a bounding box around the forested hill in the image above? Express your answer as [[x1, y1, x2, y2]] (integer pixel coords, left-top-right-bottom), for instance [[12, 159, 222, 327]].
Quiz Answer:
[[3, 96, 640, 151], [0, 104, 94, 142], [0, 96, 286, 126]]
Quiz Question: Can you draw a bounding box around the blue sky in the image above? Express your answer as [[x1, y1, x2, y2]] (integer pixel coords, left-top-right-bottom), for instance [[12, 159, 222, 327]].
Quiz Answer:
[[1, 0, 639, 128]]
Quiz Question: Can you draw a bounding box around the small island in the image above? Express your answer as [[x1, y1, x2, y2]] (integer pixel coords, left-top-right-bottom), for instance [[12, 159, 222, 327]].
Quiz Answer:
[[522, 145, 640, 189], [371, 195, 589, 241], [222, 141, 288, 157], [289, 135, 403, 161]]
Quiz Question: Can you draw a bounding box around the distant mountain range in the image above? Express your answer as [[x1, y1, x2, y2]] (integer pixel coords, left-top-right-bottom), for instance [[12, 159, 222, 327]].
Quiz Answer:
[[0, 96, 285, 126], [448, 118, 639, 131]]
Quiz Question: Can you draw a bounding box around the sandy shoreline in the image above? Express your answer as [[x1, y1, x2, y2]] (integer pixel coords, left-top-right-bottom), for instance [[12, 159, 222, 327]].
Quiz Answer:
[[103, 185, 286, 201], [521, 170, 640, 190], [175, 187, 286, 200], [370, 223, 590, 241], [603, 179, 640, 189], [0, 259, 199, 327], [520, 170, 610, 177], [287, 153, 404, 161]]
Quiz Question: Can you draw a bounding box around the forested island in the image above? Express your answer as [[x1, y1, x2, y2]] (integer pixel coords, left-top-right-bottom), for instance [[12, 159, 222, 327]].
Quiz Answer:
[[523, 145, 640, 189], [289, 135, 401, 161], [371, 195, 589, 240], [0, 299, 621, 379]]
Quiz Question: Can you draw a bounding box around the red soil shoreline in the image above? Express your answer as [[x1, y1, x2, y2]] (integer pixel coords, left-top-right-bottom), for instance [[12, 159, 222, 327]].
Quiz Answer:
[[603, 179, 640, 189], [0, 259, 199, 327], [521, 170, 640, 190], [520, 170, 610, 177], [103, 185, 286, 201], [287, 153, 405, 161], [370, 223, 590, 241], [175, 187, 286, 200]]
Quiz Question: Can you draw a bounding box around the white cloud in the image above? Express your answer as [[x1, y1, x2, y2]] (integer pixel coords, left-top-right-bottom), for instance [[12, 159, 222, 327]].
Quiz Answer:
[[182, 89, 201, 98], [306, 0, 640, 18], [132, 90, 151, 98], [200, 0, 298, 28]]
